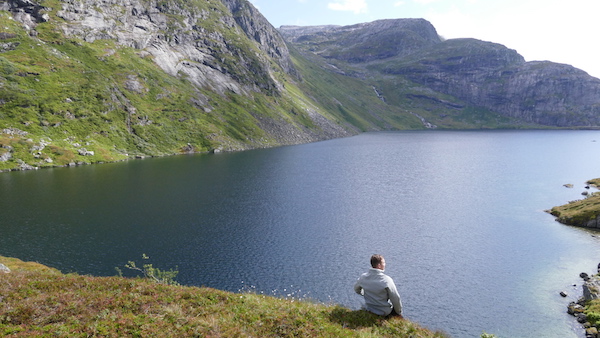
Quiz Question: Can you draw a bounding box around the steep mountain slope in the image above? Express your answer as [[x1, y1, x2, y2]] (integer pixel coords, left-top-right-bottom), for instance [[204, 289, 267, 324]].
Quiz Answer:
[[281, 20, 600, 128], [2, 1, 600, 172], [0, 0, 356, 171]]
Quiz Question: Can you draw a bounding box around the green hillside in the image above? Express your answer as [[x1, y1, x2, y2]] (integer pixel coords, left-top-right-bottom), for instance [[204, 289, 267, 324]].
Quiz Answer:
[[0, 256, 446, 337], [0, 2, 353, 172]]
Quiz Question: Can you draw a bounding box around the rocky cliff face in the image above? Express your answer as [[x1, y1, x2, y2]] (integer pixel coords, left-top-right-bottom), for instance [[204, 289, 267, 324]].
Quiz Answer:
[[282, 20, 600, 128], [282, 19, 440, 64], [220, 0, 297, 78], [0, 0, 354, 171], [394, 39, 600, 127], [52, 0, 293, 95]]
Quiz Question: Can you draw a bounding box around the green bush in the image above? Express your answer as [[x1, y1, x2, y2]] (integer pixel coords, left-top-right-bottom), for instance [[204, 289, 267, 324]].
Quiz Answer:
[[116, 254, 179, 286]]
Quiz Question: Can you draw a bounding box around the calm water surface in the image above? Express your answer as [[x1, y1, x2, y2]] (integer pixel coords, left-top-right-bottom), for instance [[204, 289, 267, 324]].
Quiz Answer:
[[2, 130, 600, 337]]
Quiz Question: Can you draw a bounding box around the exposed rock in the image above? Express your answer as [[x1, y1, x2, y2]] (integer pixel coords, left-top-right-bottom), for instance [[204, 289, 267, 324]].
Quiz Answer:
[[568, 271, 600, 337], [280, 19, 440, 63], [1, 0, 49, 25], [583, 277, 600, 301], [221, 0, 297, 79], [78, 148, 94, 156], [568, 302, 585, 315], [181, 143, 194, 153], [281, 20, 600, 128], [2, 128, 28, 136], [52, 0, 294, 97], [17, 159, 37, 170], [0, 263, 10, 273], [2, 2, 600, 172], [0, 151, 12, 162], [0, 41, 20, 53]]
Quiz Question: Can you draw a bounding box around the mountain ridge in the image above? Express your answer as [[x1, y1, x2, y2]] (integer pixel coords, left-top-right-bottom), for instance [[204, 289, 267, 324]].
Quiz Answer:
[[0, 0, 599, 172], [280, 21, 600, 128]]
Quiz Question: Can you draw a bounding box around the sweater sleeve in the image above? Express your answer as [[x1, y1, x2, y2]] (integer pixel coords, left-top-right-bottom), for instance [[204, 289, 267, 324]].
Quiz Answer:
[[354, 278, 364, 295], [386, 281, 402, 314]]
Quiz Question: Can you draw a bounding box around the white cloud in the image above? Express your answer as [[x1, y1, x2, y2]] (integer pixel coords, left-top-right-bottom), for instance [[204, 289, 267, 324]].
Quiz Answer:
[[412, 0, 439, 4], [424, 0, 600, 78], [425, 8, 473, 39], [393, 1, 406, 6], [327, 0, 368, 14]]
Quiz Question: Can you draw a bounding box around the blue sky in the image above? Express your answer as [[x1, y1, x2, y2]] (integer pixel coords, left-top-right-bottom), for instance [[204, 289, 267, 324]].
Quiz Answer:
[[248, 0, 600, 78]]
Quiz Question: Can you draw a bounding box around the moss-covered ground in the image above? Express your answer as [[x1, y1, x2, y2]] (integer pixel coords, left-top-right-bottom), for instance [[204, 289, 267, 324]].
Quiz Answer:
[[0, 256, 447, 337]]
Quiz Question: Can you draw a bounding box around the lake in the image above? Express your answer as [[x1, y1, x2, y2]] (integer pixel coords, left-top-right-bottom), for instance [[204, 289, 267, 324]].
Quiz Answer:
[[2, 130, 600, 337]]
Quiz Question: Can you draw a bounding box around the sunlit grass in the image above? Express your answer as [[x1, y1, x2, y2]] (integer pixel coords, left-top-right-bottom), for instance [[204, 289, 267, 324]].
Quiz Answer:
[[0, 256, 446, 337], [548, 178, 600, 226]]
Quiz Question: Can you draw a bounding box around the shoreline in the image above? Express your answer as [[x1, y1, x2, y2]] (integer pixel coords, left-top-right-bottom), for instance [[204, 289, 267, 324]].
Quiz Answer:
[[567, 271, 600, 338], [550, 179, 600, 337]]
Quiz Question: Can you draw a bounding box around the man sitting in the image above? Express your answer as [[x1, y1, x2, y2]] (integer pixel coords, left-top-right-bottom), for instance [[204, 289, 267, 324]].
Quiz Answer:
[[354, 254, 403, 317]]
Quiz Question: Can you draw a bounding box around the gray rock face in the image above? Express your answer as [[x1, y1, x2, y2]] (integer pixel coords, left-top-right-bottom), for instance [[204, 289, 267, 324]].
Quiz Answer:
[[397, 40, 600, 127], [1, 0, 49, 25], [44, 0, 295, 96], [282, 20, 600, 128], [281, 19, 440, 63], [221, 0, 297, 78], [583, 277, 600, 301]]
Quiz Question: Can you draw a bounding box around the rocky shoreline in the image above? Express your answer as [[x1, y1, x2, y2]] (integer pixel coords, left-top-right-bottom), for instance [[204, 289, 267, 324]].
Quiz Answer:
[[567, 268, 600, 337]]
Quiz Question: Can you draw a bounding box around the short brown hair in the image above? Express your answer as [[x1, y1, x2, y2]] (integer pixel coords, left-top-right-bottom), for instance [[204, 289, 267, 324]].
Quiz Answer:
[[370, 254, 384, 268]]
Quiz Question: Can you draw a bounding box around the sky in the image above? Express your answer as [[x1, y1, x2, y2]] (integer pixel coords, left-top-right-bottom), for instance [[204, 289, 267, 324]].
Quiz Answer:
[[248, 0, 600, 79]]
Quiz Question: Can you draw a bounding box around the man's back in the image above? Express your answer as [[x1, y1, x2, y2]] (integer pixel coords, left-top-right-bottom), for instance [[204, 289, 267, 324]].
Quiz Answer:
[[354, 266, 402, 316]]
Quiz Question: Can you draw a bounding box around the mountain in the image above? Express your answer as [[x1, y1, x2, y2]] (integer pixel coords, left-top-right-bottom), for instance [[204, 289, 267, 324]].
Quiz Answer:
[[280, 20, 600, 128], [0, 0, 355, 171], [1, 0, 599, 172]]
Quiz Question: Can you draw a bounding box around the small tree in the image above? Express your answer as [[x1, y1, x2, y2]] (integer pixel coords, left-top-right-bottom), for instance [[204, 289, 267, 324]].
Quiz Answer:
[[116, 254, 179, 286]]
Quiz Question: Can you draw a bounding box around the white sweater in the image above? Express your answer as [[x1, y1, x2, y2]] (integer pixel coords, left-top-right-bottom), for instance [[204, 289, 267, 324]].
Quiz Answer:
[[354, 268, 403, 316]]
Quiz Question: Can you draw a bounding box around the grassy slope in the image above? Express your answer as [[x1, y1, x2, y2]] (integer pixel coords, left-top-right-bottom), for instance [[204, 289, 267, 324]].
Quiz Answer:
[[548, 178, 600, 226], [0, 1, 353, 172], [0, 9, 221, 167], [288, 46, 424, 131], [0, 256, 446, 337]]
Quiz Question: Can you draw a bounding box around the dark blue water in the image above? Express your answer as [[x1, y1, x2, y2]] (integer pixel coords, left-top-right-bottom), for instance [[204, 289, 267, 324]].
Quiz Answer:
[[2, 130, 600, 337]]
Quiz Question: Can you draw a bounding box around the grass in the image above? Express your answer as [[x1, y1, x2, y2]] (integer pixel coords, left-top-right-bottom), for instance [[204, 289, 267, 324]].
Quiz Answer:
[[584, 297, 600, 327], [548, 178, 600, 226], [0, 2, 356, 172], [0, 256, 446, 337]]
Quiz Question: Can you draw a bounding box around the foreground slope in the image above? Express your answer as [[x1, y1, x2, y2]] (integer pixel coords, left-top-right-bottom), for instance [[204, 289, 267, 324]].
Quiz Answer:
[[0, 256, 445, 337]]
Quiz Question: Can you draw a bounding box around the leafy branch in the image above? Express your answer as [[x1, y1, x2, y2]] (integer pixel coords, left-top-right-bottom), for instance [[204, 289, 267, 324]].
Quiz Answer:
[[116, 254, 179, 286]]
